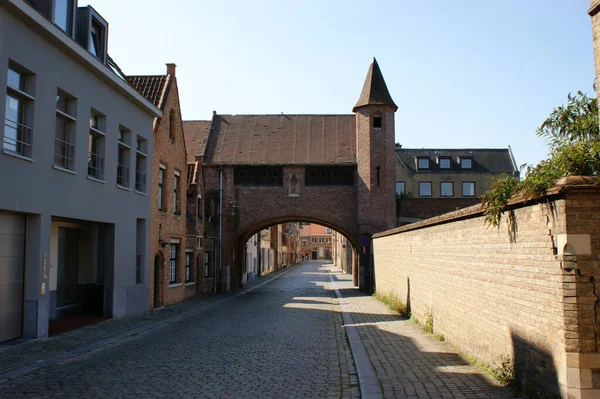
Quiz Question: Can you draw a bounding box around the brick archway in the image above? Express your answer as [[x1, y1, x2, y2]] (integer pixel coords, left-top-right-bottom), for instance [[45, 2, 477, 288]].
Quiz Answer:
[[232, 216, 359, 288]]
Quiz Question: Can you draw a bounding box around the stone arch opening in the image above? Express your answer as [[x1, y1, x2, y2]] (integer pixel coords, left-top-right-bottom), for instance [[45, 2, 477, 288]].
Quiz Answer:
[[232, 217, 358, 289]]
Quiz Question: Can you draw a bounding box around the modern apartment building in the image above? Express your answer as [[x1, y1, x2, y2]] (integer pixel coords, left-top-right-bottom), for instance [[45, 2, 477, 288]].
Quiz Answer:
[[0, 0, 159, 342]]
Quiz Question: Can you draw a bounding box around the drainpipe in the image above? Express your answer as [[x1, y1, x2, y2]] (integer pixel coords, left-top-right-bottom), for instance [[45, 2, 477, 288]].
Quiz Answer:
[[218, 166, 223, 293]]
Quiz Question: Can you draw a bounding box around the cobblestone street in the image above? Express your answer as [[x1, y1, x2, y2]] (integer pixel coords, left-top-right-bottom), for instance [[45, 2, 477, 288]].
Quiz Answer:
[[0, 262, 515, 398]]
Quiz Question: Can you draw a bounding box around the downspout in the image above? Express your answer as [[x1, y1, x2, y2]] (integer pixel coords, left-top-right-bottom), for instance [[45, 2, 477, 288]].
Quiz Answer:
[[219, 166, 223, 293]]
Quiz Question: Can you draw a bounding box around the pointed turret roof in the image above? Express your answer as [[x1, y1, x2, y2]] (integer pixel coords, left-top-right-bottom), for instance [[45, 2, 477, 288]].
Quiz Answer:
[[353, 58, 397, 112]]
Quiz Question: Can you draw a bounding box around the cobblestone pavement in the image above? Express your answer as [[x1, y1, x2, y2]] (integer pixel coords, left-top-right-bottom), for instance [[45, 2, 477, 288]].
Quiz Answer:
[[328, 268, 516, 399], [1, 262, 359, 399], [0, 262, 516, 399]]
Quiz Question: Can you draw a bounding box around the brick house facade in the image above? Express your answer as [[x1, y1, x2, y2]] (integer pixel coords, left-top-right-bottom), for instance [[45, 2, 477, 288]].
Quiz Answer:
[[183, 58, 398, 292], [129, 64, 191, 308]]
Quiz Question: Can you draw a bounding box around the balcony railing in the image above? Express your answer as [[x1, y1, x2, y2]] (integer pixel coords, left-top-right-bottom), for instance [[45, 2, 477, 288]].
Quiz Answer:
[[4, 119, 32, 158], [54, 137, 75, 170], [135, 170, 146, 192], [88, 152, 105, 180], [117, 164, 130, 187]]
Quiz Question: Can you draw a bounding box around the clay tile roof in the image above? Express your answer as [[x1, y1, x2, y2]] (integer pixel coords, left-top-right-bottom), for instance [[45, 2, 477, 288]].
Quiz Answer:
[[127, 75, 168, 108], [183, 120, 212, 163], [204, 114, 356, 165], [353, 58, 398, 112]]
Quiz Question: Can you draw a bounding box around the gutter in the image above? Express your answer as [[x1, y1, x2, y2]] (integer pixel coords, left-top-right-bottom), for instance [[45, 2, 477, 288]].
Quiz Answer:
[[507, 145, 519, 176], [4, 0, 161, 118]]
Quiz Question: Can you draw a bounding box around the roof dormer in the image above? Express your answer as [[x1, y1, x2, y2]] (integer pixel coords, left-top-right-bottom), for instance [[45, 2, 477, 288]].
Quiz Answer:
[[27, 0, 78, 37], [76, 5, 108, 64]]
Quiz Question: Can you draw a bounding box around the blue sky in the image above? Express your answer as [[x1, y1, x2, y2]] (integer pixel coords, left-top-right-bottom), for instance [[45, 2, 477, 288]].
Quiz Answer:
[[99, 0, 594, 168]]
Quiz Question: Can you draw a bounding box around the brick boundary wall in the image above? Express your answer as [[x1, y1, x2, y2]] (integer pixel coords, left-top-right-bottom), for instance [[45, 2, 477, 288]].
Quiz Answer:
[[373, 178, 600, 398]]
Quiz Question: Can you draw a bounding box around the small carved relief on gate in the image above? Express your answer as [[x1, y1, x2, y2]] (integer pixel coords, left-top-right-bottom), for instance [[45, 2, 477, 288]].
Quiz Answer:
[[289, 174, 299, 197]]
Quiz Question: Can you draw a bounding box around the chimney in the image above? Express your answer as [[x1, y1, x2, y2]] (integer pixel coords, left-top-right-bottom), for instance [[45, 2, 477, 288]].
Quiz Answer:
[[166, 63, 176, 76]]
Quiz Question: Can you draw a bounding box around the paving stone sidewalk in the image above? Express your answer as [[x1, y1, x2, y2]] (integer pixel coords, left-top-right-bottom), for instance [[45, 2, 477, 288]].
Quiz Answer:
[[329, 267, 517, 399], [0, 264, 298, 380]]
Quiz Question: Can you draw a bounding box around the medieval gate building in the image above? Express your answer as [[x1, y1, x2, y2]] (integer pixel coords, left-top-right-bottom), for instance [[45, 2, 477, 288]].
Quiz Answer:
[[186, 58, 398, 292]]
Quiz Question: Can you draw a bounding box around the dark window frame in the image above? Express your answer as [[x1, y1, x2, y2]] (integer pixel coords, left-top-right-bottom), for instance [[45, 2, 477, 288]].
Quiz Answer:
[[462, 181, 476, 197], [204, 251, 210, 278], [417, 157, 430, 170], [418, 181, 432, 197], [185, 252, 192, 283], [395, 181, 405, 196], [158, 166, 166, 211], [169, 243, 178, 284], [460, 157, 473, 169], [438, 157, 451, 169], [440, 181, 454, 197]]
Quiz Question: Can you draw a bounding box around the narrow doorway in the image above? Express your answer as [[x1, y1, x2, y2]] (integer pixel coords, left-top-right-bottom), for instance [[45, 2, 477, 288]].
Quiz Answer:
[[57, 227, 80, 309]]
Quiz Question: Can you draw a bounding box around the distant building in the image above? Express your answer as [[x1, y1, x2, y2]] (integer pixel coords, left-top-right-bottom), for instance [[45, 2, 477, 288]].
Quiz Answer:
[[395, 146, 519, 225], [0, 0, 159, 342], [299, 224, 332, 260]]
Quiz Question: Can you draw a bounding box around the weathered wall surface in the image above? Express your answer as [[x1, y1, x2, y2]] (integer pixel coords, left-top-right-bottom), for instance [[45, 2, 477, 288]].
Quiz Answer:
[[373, 183, 600, 398]]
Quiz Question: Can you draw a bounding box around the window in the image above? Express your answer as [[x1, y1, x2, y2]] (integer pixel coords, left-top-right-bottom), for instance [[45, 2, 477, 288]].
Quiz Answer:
[[312, 238, 316, 243], [169, 109, 175, 141], [185, 252, 192, 283], [135, 136, 147, 193], [117, 127, 131, 187], [174, 172, 180, 214], [326, 228, 332, 233], [88, 109, 105, 180], [417, 158, 430, 169], [169, 243, 178, 284], [54, 89, 76, 170], [53, 0, 74, 34], [395, 181, 405, 196], [158, 166, 166, 211], [89, 19, 105, 61], [462, 182, 475, 197], [373, 117, 382, 128], [419, 182, 432, 197], [4, 62, 34, 158], [204, 251, 210, 278], [197, 237, 203, 250], [440, 182, 453, 197], [460, 158, 472, 169], [439, 158, 451, 169]]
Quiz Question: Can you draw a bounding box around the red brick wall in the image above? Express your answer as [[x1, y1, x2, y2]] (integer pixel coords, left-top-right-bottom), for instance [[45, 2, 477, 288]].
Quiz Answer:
[[373, 184, 600, 397], [149, 73, 188, 308]]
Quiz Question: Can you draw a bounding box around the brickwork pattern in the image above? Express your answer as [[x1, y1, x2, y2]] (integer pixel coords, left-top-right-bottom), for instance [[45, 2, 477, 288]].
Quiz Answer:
[[374, 186, 600, 397], [374, 199, 568, 395], [331, 269, 514, 399]]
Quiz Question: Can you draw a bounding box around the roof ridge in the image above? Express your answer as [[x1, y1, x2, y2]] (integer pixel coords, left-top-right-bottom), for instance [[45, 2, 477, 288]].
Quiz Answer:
[[211, 113, 355, 117], [397, 148, 509, 151], [127, 74, 167, 78]]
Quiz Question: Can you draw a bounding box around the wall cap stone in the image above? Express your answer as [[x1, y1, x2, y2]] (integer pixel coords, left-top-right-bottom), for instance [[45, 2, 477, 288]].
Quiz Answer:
[[374, 176, 600, 239]]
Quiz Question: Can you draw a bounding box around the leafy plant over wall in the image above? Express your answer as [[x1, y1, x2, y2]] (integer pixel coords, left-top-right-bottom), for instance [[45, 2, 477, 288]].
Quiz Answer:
[[482, 92, 600, 227]]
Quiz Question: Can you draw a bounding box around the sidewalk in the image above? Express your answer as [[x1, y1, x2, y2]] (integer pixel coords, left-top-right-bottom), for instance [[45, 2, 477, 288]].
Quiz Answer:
[[0, 263, 299, 383], [328, 266, 516, 399]]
